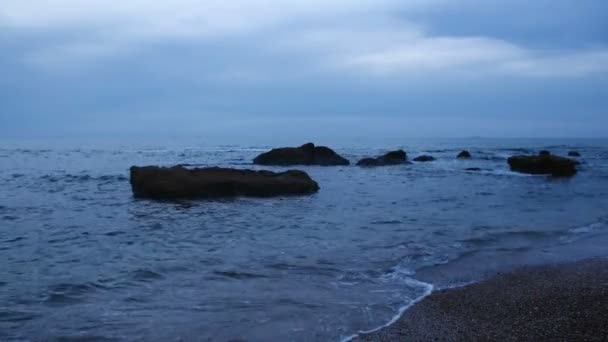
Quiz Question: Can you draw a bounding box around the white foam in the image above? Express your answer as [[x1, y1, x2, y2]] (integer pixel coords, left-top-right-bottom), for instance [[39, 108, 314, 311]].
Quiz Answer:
[[568, 222, 603, 234], [479, 169, 545, 177], [340, 278, 434, 342], [436, 280, 477, 291], [560, 220, 608, 243]]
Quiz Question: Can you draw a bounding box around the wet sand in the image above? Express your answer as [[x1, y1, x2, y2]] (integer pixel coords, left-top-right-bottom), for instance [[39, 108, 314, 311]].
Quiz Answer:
[[358, 258, 608, 341]]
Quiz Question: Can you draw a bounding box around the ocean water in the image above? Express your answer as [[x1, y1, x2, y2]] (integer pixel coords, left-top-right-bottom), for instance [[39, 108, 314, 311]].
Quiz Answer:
[[1, 138, 607, 341]]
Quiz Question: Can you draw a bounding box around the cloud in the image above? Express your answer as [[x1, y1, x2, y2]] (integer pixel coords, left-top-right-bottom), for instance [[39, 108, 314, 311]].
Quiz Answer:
[[3, 0, 606, 80], [502, 51, 608, 77], [0, 0, 400, 35], [0, 0, 400, 70], [321, 32, 608, 78]]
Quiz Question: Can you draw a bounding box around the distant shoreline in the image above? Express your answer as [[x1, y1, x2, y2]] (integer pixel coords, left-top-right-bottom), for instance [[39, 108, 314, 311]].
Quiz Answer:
[[355, 258, 608, 341]]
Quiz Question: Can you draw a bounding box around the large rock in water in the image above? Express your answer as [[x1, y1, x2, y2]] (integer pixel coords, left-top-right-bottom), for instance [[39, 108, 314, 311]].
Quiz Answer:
[[130, 166, 319, 199], [507, 153, 578, 176], [253, 143, 349, 166], [357, 150, 408, 167]]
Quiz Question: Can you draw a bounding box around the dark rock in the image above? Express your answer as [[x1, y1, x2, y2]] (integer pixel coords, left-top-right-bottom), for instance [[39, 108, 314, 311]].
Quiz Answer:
[[357, 150, 408, 167], [457, 150, 472, 159], [413, 155, 435, 162], [465, 167, 482, 172], [507, 154, 578, 177], [539, 150, 551, 156], [568, 151, 581, 157], [130, 166, 319, 199], [356, 158, 378, 167], [253, 143, 349, 166]]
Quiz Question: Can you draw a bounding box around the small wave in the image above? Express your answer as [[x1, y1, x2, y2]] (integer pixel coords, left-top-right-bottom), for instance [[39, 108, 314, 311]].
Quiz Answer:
[[559, 219, 608, 243], [342, 277, 434, 342], [104, 230, 126, 237], [130, 269, 164, 282], [265, 263, 342, 276], [3, 236, 24, 243], [380, 264, 416, 281], [53, 335, 120, 342], [371, 220, 403, 225], [495, 148, 533, 153], [569, 223, 601, 234], [542, 145, 572, 149], [39, 174, 128, 184], [275, 297, 325, 309], [212, 270, 270, 280], [41, 175, 60, 183], [98, 175, 128, 182], [474, 169, 544, 177], [177, 163, 208, 167], [0, 310, 40, 323], [47, 282, 103, 294], [43, 282, 104, 305], [14, 148, 52, 154], [47, 234, 82, 244], [477, 155, 506, 161], [459, 229, 562, 249], [424, 149, 455, 153]]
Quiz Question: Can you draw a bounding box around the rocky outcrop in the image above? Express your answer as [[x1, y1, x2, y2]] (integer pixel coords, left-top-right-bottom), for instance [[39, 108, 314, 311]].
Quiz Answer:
[[507, 153, 578, 177], [539, 150, 551, 156], [253, 143, 349, 166], [568, 151, 581, 157], [457, 150, 472, 159], [413, 155, 435, 162], [130, 166, 320, 199], [357, 150, 408, 167]]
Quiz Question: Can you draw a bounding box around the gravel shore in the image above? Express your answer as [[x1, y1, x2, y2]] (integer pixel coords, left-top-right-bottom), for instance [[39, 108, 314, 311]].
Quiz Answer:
[[358, 258, 608, 341]]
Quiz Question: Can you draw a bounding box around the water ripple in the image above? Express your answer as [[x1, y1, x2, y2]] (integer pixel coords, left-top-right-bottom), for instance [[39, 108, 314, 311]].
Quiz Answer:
[[1, 140, 607, 341]]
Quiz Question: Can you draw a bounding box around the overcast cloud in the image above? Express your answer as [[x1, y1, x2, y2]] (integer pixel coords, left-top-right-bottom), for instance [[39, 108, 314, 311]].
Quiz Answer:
[[1, 0, 607, 139]]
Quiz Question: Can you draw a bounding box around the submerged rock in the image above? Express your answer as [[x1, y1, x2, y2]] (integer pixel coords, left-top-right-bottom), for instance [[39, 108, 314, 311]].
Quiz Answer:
[[507, 154, 578, 177], [568, 151, 581, 157], [130, 166, 320, 199], [464, 167, 483, 172], [457, 150, 472, 159], [357, 150, 408, 167], [413, 155, 435, 162], [253, 143, 349, 166]]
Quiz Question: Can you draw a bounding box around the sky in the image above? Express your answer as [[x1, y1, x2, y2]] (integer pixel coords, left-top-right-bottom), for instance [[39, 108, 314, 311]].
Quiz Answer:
[[1, 0, 607, 140]]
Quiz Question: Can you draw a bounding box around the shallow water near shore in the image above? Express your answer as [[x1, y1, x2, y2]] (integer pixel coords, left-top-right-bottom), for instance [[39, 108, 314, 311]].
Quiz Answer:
[[1, 138, 608, 341]]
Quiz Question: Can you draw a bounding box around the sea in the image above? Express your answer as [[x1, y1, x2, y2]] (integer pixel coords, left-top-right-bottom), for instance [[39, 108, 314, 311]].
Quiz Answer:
[[1, 137, 607, 341]]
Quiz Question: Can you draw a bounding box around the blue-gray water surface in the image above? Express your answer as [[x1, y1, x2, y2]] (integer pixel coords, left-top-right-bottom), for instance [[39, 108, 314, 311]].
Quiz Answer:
[[1, 138, 607, 341]]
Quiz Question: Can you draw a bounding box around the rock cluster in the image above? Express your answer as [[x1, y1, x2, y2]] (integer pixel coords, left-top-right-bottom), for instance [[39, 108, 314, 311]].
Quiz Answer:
[[129, 143, 584, 200]]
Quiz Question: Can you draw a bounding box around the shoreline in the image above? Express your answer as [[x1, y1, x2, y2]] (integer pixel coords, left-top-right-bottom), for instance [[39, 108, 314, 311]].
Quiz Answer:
[[353, 257, 608, 341]]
